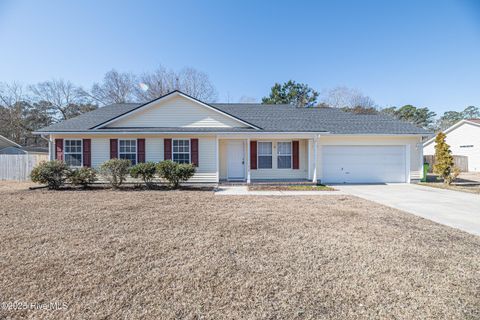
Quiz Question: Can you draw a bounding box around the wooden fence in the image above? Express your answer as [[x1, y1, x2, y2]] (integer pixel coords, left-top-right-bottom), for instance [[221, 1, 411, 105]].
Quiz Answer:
[[423, 155, 468, 172], [0, 154, 49, 181]]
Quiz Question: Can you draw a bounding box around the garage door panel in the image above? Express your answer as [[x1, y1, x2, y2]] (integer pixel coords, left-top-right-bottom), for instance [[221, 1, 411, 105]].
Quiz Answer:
[[322, 146, 406, 183]]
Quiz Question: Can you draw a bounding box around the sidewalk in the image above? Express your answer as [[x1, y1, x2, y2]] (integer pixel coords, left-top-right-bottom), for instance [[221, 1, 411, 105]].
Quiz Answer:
[[215, 186, 346, 196]]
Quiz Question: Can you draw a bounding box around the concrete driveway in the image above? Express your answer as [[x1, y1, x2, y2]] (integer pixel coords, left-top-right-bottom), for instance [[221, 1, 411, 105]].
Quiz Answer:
[[335, 184, 480, 236]]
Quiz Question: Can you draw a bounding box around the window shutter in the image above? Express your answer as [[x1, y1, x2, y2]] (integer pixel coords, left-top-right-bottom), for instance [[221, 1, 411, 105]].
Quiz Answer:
[[83, 139, 91, 167], [137, 139, 145, 163], [191, 138, 199, 167], [292, 140, 299, 169], [110, 139, 118, 159], [55, 139, 63, 161], [250, 140, 257, 170], [164, 138, 172, 160]]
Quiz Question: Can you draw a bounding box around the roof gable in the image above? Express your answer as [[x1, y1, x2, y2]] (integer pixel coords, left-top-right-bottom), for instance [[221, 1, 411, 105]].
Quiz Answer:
[[95, 91, 259, 130], [0, 135, 21, 149], [423, 119, 480, 146]]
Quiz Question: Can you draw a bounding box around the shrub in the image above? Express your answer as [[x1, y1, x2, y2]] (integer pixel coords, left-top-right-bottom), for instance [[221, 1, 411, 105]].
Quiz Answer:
[[130, 162, 157, 188], [156, 160, 195, 189], [99, 159, 131, 188], [444, 166, 461, 185], [30, 160, 70, 189], [68, 167, 97, 189], [433, 132, 459, 185]]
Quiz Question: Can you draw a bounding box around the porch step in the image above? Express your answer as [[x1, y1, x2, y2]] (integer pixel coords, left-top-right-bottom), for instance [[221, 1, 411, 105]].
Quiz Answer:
[[219, 179, 316, 186]]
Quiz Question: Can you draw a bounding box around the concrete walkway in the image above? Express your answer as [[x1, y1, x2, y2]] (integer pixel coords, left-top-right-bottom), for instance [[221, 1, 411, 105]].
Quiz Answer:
[[215, 186, 346, 196], [335, 184, 480, 236]]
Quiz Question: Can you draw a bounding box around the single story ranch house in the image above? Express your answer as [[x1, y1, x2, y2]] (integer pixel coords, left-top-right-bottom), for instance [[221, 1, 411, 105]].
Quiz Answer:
[[34, 91, 429, 184]]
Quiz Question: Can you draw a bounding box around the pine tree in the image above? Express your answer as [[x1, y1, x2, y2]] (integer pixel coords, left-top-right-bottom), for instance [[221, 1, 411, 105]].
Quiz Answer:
[[433, 132, 459, 184]]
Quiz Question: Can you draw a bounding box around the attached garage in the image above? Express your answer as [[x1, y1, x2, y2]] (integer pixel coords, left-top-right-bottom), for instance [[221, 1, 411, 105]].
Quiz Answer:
[[322, 145, 408, 183]]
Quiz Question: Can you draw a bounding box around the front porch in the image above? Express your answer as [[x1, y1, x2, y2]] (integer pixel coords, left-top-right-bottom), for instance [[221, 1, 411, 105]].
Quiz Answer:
[[217, 136, 319, 184], [218, 179, 316, 186]]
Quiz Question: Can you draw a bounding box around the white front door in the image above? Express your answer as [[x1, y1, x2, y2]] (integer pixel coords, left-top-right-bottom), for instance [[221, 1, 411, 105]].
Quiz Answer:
[[227, 141, 245, 180]]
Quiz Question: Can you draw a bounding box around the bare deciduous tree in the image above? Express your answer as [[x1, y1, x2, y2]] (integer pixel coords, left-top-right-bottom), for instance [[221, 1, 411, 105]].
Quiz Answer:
[[320, 86, 376, 109], [0, 81, 26, 107], [84, 70, 137, 105], [29, 79, 87, 120], [238, 95, 257, 103], [134, 66, 217, 103], [177, 67, 217, 102], [134, 66, 177, 102], [0, 82, 35, 144]]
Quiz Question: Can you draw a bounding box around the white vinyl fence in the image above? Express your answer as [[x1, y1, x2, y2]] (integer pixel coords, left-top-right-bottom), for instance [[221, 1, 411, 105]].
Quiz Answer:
[[0, 154, 49, 181]]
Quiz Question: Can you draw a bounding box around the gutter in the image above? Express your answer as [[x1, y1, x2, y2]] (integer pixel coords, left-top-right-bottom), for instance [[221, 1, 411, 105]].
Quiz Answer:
[[32, 131, 331, 135], [32, 131, 429, 138]]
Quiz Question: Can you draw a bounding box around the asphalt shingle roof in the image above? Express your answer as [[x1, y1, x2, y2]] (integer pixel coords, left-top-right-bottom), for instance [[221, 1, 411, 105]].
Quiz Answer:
[[212, 104, 429, 134], [36, 102, 429, 135]]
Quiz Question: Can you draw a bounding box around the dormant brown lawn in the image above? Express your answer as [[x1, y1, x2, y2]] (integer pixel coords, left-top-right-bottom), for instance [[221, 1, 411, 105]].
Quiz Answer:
[[0, 183, 479, 319]]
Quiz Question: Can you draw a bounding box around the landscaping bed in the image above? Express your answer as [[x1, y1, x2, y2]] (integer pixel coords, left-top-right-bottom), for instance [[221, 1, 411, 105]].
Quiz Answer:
[[0, 184, 479, 319], [420, 173, 480, 194], [418, 182, 480, 194]]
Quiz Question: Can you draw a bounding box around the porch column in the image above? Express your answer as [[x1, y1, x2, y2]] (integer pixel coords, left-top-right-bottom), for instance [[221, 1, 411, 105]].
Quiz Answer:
[[307, 139, 312, 179], [246, 138, 251, 184], [312, 136, 318, 183], [48, 136, 55, 161], [215, 136, 220, 182]]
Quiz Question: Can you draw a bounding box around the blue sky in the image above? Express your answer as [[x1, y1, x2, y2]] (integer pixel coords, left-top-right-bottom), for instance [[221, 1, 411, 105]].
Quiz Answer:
[[0, 0, 479, 114]]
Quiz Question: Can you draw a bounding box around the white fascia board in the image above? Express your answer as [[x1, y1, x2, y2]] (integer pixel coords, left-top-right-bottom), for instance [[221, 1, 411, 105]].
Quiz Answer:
[[33, 131, 328, 138], [320, 133, 427, 137]]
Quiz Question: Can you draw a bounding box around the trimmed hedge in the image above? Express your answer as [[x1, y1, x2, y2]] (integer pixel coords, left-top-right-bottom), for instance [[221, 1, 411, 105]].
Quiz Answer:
[[99, 159, 131, 188], [156, 160, 195, 189], [31, 160, 70, 189], [68, 167, 97, 189], [130, 162, 157, 188]]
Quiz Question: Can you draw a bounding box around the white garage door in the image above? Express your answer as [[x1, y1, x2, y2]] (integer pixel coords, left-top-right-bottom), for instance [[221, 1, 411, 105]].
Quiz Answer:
[[322, 145, 407, 183]]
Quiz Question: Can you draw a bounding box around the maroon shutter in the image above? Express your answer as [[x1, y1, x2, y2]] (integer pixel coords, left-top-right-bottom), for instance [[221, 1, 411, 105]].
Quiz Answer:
[[110, 139, 118, 159], [137, 139, 145, 163], [55, 139, 64, 161], [250, 140, 257, 170], [83, 139, 91, 167], [191, 138, 199, 167], [292, 141, 299, 169], [164, 139, 172, 160]]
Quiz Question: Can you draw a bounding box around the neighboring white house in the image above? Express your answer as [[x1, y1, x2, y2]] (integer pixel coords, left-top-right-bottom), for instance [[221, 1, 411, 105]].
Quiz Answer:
[[0, 135, 48, 155], [34, 90, 429, 184], [423, 119, 480, 172]]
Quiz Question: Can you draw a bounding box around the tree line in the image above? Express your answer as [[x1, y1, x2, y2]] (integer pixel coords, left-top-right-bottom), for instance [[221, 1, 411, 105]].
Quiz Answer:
[[0, 67, 217, 146], [1, 72, 477, 147], [262, 80, 479, 131]]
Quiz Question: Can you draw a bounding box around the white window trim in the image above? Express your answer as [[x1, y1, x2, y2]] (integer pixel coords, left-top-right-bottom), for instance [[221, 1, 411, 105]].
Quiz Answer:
[[118, 139, 138, 165], [64, 139, 83, 168], [257, 141, 273, 170], [172, 138, 191, 164], [277, 141, 293, 169]]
